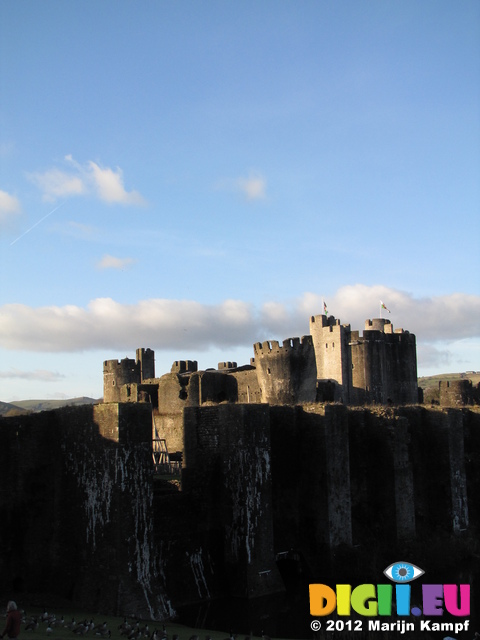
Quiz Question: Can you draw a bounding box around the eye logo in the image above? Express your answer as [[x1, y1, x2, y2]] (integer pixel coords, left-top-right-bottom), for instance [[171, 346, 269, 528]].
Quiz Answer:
[[383, 561, 424, 583]]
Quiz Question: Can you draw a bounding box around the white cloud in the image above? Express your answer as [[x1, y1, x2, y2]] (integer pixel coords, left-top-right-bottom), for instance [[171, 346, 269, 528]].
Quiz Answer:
[[28, 156, 146, 206], [0, 189, 22, 228], [261, 287, 480, 345], [325, 285, 480, 343], [0, 298, 257, 352], [0, 288, 479, 374], [88, 161, 146, 205], [237, 173, 266, 201], [0, 368, 65, 382], [96, 254, 136, 270], [28, 168, 85, 202], [216, 172, 267, 202]]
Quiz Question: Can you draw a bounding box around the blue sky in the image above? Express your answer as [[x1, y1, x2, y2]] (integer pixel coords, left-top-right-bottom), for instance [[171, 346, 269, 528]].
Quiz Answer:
[[1, 1, 479, 401]]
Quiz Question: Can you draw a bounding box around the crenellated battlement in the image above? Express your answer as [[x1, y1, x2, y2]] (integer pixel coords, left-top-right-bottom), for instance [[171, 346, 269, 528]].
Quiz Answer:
[[253, 335, 316, 404], [218, 361, 238, 370], [102, 309, 418, 408], [361, 319, 415, 344], [310, 315, 351, 335], [310, 314, 341, 328], [171, 360, 198, 374], [253, 335, 313, 357], [103, 357, 141, 403], [103, 357, 139, 375], [364, 318, 392, 332]]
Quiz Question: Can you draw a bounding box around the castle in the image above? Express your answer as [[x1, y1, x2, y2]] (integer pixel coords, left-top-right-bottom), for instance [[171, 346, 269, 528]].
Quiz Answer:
[[103, 313, 419, 456], [1, 310, 480, 631]]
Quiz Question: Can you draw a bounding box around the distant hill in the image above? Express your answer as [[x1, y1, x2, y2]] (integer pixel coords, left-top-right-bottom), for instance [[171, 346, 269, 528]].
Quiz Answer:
[[0, 396, 100, 416], [2, 376, 479, 414], [0, 400, 29, 417]]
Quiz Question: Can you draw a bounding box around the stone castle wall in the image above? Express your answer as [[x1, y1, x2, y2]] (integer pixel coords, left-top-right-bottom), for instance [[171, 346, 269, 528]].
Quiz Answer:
[[137, 347, 155, 380], [231, 367, 262, 403], [103, 348, 156, 404], [310, 315, 352, 402], [153, 369, 250, 455], [183, 404, 284, 598], [0, 404, 172, 619], [439, 379, 480, 407], [253, 336, 317, 404], [267, 404, 479, 597], [103, 358, 141, 403], [309, 315, 418, 405], [103, 313, 420, 410], [1, 403, 479, 622]]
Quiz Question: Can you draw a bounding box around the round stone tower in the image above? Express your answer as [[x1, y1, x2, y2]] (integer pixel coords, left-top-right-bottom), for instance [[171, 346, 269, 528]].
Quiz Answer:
[[365, 318, 392, 332], [360, 322, 389, 404], [439, 379, 473, 407], [362, 319, 417, 404], [103, 357, 141, 403], [253, 335, 317, 404]]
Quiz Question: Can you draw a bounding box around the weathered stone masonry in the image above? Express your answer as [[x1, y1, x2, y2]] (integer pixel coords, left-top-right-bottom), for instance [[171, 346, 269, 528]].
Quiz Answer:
[[101, 314, 424, 472], [103, 315, 420, 442], [1, 403, 479, 622], [1, 311, 479, 624], [0, 404, 173, 620]]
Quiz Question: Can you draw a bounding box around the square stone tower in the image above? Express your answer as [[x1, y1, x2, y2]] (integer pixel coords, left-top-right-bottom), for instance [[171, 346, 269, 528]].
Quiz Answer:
[[309, 315, 352, 403]]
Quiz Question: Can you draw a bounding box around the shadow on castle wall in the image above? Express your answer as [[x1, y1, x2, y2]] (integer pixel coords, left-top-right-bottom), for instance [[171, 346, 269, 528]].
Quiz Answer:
[[1, 401, 479, 630]]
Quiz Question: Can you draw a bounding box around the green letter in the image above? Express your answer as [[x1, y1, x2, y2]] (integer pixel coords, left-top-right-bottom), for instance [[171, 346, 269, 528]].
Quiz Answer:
[[351, 584, 378, 616]]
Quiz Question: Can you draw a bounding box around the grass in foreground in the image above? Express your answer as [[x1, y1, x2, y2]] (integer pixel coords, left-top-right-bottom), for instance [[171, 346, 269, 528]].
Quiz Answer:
[[12, 607, 303, 640]]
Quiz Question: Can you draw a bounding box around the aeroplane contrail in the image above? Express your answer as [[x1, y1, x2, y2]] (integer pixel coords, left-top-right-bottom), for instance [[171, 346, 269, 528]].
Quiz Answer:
[[10, 201, 66, 246]]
